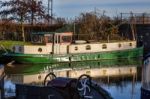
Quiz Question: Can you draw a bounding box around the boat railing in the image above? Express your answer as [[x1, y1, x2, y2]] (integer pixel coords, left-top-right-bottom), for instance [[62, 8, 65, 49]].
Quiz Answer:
[[0, 44, 8, 53]]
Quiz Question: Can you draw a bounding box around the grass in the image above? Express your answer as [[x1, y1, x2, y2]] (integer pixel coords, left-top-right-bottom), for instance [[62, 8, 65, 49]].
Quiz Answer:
[[0, 40, 31, 50]]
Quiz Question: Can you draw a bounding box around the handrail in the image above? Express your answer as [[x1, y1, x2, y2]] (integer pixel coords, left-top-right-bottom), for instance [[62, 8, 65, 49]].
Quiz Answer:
[[0, 44, 8, 53]]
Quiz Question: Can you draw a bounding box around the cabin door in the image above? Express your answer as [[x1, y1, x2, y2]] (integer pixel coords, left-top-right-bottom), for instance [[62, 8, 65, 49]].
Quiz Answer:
[[54, 34, 61, 54]]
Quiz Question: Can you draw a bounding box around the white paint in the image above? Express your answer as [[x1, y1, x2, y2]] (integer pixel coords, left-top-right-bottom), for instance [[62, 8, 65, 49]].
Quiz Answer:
[[54, 57, 69, 62], [13, 41, 136, 55], [69, 41, 136, 54]]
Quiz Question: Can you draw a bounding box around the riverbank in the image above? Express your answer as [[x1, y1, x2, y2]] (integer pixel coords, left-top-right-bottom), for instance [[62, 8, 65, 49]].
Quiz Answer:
[[0, 41, 31, 49], [0, 41, 31, 63]]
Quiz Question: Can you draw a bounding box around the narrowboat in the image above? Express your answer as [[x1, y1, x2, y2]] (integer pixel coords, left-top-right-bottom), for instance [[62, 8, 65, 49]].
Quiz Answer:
[[3, 32, 143, 64]]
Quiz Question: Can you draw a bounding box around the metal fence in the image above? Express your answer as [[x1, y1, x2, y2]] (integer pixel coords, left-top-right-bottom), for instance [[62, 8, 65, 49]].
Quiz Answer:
[[121, 13, 150, 24]]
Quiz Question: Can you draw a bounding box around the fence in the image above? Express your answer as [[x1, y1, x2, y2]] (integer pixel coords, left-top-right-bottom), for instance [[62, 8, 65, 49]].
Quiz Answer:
[[121, 13, 150, 24]]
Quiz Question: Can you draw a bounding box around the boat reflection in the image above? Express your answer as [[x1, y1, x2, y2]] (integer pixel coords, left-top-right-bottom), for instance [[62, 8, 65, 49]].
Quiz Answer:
[[4, 58, 141, 83], [4, 58, 142, 99]]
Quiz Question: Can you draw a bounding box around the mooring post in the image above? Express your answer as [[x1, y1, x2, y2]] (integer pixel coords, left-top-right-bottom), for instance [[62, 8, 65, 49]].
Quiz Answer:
[[0, 64, 5, 99], [0, 75, 4, 99]]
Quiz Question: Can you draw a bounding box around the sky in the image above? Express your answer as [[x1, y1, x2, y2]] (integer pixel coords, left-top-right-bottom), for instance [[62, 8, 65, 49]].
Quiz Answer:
[[42, 0, 150, 19], [4, 0, 150, 18]]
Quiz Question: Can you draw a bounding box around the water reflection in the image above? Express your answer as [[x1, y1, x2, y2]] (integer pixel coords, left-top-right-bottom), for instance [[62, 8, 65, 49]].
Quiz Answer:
[[141, 55, 150, 99], [103, 81, 141, 99], [5, 59, 141, 74], [4, 58, 142, 99]]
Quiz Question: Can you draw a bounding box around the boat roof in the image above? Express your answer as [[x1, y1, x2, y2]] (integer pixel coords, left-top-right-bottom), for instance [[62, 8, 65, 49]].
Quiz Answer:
[[31, 32, 55, 35], [31, 32, 72, 35]]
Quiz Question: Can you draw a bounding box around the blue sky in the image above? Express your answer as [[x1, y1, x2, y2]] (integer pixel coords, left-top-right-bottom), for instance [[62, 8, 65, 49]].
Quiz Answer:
[[43, 0, 150, 18], [3, 0, 150, 18]]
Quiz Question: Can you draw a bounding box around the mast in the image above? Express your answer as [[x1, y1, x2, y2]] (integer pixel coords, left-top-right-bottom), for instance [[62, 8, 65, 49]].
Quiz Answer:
[[48, 0, 53, 25], [48, 0, 54, 54], [130, 12, 136, 41]]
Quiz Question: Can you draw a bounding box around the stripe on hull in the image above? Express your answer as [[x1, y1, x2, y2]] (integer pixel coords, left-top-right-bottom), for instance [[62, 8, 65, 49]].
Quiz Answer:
[[4, 47, 143, 64]]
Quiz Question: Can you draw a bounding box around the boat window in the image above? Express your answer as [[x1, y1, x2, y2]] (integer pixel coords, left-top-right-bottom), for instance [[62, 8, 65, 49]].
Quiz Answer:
[[55, 35, 60, 43], [102, 44, 107, 49], [47, 36, 53, 43], [118, 43, 122, 48], [62, 36, 72, 43], [86, 45, 91, 50], [32, 35, 44, 44], [75, 46, 78, 50], [129, 43, 132, 46]]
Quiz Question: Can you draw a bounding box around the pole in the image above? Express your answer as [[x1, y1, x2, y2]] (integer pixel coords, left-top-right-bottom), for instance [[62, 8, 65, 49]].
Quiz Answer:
[[0, 65, 5, 99], [74, 22, 75, 41], [48, 0, 53, 25], [48, 0, 50, 23], [51, 0, 53, 25], [0, 76, 4, 99]]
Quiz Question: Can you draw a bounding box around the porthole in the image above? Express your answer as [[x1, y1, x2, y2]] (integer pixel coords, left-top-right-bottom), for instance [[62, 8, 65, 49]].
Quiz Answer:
[[38, 75, 42, 80], [38, 48, 42, 52], [118, 43, 122, 48], [86, 45, 91, 50], [129, 43, 132, 46], [102, 44, 107, 49], [75, 46, 78, 51]]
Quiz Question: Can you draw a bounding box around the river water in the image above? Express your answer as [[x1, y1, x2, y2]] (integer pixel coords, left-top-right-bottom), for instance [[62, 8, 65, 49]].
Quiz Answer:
[[4, 58, 142, 99]]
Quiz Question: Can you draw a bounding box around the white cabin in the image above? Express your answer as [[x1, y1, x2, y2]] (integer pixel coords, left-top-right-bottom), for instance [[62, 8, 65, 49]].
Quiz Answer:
[[12, 32, 137, 55]]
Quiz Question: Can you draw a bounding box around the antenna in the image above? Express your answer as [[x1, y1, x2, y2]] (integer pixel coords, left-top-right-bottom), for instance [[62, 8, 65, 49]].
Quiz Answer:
[[48, 0, 53, 25]]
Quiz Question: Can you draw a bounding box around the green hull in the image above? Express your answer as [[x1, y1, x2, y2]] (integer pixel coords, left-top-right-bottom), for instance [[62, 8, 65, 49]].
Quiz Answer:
[[4, 47, 143, 64], [5, 58, 142, 75]]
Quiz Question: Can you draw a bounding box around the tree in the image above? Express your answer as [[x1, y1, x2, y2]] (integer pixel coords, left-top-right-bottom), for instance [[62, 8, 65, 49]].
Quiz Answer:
[[0, 0, 47, 42], [78, 13, 97, 40], [76, 11, 122, 41], [0, 0, 29, 41], [26, 0, 46, 25]]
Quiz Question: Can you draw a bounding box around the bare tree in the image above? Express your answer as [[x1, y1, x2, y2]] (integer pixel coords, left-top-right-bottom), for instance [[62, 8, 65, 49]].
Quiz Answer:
[[0, 0, 29, 41], [76, 11, 121, 41], [27, 0, 46, 25], [0, 0, 47, 41]]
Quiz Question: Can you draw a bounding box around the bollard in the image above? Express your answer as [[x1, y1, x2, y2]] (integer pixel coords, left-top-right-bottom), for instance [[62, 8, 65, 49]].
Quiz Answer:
[[0, 64, 4, 99], [141, 54, 150, 99], [0, 76, 4, 99]]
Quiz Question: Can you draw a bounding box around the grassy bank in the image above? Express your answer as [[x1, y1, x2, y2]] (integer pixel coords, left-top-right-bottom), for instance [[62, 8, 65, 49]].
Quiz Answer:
[[0, 40, 31, 50], [0, 41, 31, 63]]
